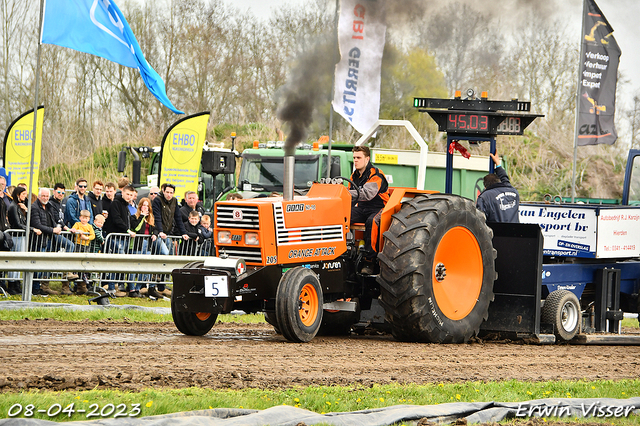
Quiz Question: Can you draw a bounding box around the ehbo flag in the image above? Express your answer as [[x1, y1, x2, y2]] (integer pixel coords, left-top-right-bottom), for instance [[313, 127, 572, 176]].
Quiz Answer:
[[332, 0, 386, 135], [576, 0, 621, 146], [41, 0, 183, 114]]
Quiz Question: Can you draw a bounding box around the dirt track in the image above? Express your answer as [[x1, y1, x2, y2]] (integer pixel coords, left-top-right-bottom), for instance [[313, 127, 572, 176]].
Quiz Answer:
[[0, 319, 639, 392]]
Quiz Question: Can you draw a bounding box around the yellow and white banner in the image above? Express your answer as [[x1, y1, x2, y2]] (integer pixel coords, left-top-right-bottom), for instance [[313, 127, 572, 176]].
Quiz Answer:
[[158, 111, 210, 201], [2, 106, 44, 195], [332, 0, 386, 135]]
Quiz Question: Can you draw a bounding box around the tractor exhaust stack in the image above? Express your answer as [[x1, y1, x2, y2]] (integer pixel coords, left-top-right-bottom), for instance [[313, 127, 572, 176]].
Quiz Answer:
[[283, 155, 294, 201]]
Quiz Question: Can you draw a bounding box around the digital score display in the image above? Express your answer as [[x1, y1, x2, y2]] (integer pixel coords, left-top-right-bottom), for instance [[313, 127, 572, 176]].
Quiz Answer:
[[447, 113, 489, 133], [496, 116, 522, 134], [446, 113, 523, 135]]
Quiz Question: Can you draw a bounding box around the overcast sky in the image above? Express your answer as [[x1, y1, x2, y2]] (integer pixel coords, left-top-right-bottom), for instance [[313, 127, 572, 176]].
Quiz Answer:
[[234, 0, 640, 107]]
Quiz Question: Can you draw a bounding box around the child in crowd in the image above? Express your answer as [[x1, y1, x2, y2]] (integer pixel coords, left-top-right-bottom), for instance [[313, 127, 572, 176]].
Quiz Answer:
[[198, 213, 213, 256], [71, 210, 95, 253], [180, 210, 201, 255], [69, 210, 96, 295], [89, 214, 105, 253], [199, 214, 213, 240]]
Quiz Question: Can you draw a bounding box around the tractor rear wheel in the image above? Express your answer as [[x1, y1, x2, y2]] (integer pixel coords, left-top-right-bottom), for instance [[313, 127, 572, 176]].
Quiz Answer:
[[377, 194, 496, 343], [275, 267, 323, 343], [542, 290, 581, 341], [171, 261, 218, 336]]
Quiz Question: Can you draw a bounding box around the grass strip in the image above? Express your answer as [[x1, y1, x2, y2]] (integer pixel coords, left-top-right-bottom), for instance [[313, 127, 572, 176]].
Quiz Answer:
[[0, 380, 637, 423], [0, 307, 266, 324]]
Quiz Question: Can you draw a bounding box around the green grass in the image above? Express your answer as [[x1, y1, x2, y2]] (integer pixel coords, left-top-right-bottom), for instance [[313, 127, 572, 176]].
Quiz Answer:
[[0, 381, 638, 422], [0, 301, 267, 324]]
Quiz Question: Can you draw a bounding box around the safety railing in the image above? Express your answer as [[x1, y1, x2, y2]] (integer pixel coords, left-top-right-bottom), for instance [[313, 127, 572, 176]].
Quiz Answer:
[[0, 229, 213, 297]]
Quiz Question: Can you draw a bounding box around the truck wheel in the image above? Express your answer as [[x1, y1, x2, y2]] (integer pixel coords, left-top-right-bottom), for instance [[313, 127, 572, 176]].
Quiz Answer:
[[275, 267, 323, 343], [377, 194, 496, 343], [171, 261, 218, 336], [542, 290, 581, 341], [318, 298, 360, 336], [264, 311, 281, 334]]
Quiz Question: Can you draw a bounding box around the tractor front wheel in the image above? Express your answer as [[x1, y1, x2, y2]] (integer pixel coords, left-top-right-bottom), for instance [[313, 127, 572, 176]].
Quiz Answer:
[[377, 194, 496, 343], [171, 261, 218, 336], [275, 267, 323, 343]]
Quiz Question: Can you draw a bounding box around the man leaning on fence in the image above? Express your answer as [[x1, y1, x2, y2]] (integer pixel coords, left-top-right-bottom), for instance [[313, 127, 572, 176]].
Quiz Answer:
[[103, 184, 139, 297], [152, 183, 188, 254], [30, 188, 76, 295]]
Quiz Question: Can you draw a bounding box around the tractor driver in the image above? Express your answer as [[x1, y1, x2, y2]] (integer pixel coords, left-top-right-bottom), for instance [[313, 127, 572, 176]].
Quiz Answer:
[[349, 146, 390, 272]]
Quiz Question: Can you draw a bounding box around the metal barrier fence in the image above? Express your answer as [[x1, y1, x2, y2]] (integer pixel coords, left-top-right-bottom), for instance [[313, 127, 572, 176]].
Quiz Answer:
[[0, 229, 213, 294]]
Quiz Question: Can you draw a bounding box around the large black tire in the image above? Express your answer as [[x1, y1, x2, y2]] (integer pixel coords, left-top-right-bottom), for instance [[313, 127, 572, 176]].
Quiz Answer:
[[318, 298, 361, 336], [541, 290, 581, 341], [171, 261, 218, 336], [377, 194, 496, 343], [275, 267, 323, 343]]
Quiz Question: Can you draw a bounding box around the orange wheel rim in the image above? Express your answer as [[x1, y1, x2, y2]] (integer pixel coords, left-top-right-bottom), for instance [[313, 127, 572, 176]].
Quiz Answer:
[[196, 312, 211, 321], [299, 283, 319, 326], [432, 226, 483, 320]]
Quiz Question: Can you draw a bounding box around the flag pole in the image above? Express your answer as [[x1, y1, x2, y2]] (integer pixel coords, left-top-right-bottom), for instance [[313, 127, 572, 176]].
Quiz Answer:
[[23, 0, 45, 300], [571, 0, 588, 203], [326, 0, 339, 179]]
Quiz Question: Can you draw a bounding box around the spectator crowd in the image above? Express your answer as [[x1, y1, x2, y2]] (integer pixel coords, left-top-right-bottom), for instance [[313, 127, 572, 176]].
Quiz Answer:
[[0, 176, 214, 299]]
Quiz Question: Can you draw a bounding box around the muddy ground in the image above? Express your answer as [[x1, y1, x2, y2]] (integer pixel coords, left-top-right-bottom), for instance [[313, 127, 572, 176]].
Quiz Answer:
[[0, 319, 639, 393]]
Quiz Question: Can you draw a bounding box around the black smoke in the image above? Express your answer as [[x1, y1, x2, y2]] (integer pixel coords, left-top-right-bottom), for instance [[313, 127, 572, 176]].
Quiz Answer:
[[276, 38, 334, 156]]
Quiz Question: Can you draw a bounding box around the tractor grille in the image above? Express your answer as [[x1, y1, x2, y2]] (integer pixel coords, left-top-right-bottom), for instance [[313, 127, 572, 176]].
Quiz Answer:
[[217, 246, 262, 263], [216, 205, 260, 229], [274, 204, 344, 245]]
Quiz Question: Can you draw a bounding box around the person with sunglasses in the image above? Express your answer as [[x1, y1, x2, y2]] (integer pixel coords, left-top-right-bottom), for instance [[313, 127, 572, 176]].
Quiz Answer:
[[49, 183, 68, 228], [64, 178, 94, 228], [147, 186, 160, 201]]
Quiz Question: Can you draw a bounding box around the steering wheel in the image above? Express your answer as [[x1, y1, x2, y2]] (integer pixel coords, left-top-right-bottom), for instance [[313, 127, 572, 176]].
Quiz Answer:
[[337, 176, 360, 202]]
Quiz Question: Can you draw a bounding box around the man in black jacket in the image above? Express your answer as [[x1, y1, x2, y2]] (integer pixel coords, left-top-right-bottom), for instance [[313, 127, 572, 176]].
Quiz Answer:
[[476, 152, 520, 223], [49, 183, 70, 230], [103, 184, 136, 237], [150, 183, 188, 298], [87, 180, 104, 217], [30, 188, 75, 295], [103, 184, 138, 297], [31, 188, 76, 253], [152, 183, 188, 254], [179, 191, 205, 224]]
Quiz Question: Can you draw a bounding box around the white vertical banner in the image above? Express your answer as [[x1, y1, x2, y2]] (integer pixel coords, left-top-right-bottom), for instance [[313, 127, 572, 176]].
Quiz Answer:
[[332, 0, 386, 135]]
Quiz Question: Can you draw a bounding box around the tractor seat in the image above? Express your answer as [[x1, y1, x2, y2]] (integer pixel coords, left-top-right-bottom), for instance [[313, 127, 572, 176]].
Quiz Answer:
[[350, 223, 366, 231]]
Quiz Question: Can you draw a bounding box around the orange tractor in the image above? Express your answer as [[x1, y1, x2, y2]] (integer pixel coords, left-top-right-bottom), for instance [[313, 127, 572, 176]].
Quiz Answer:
[[172, 94, 640, 344], [171, 168, 497, 343]]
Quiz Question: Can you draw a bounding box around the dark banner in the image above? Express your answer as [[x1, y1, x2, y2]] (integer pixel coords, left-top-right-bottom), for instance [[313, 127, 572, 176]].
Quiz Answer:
[[576, 0, 621, 146]]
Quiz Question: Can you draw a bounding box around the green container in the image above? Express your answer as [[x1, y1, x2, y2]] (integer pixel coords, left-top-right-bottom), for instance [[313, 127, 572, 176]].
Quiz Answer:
[[237, 146, 490, 201]]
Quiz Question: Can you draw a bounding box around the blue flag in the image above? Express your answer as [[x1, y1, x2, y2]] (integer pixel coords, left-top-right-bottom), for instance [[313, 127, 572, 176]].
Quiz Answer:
[[41, 0, 183, 114]]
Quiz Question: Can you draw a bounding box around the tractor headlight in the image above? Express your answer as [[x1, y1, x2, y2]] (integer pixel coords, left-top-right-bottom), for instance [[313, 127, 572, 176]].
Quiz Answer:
[[245, 232, 259, 245], [218, 231, 231, 244]]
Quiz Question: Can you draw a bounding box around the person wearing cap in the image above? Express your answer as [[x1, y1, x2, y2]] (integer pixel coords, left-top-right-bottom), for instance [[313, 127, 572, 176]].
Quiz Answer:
[[476, 151, 520, 223]]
